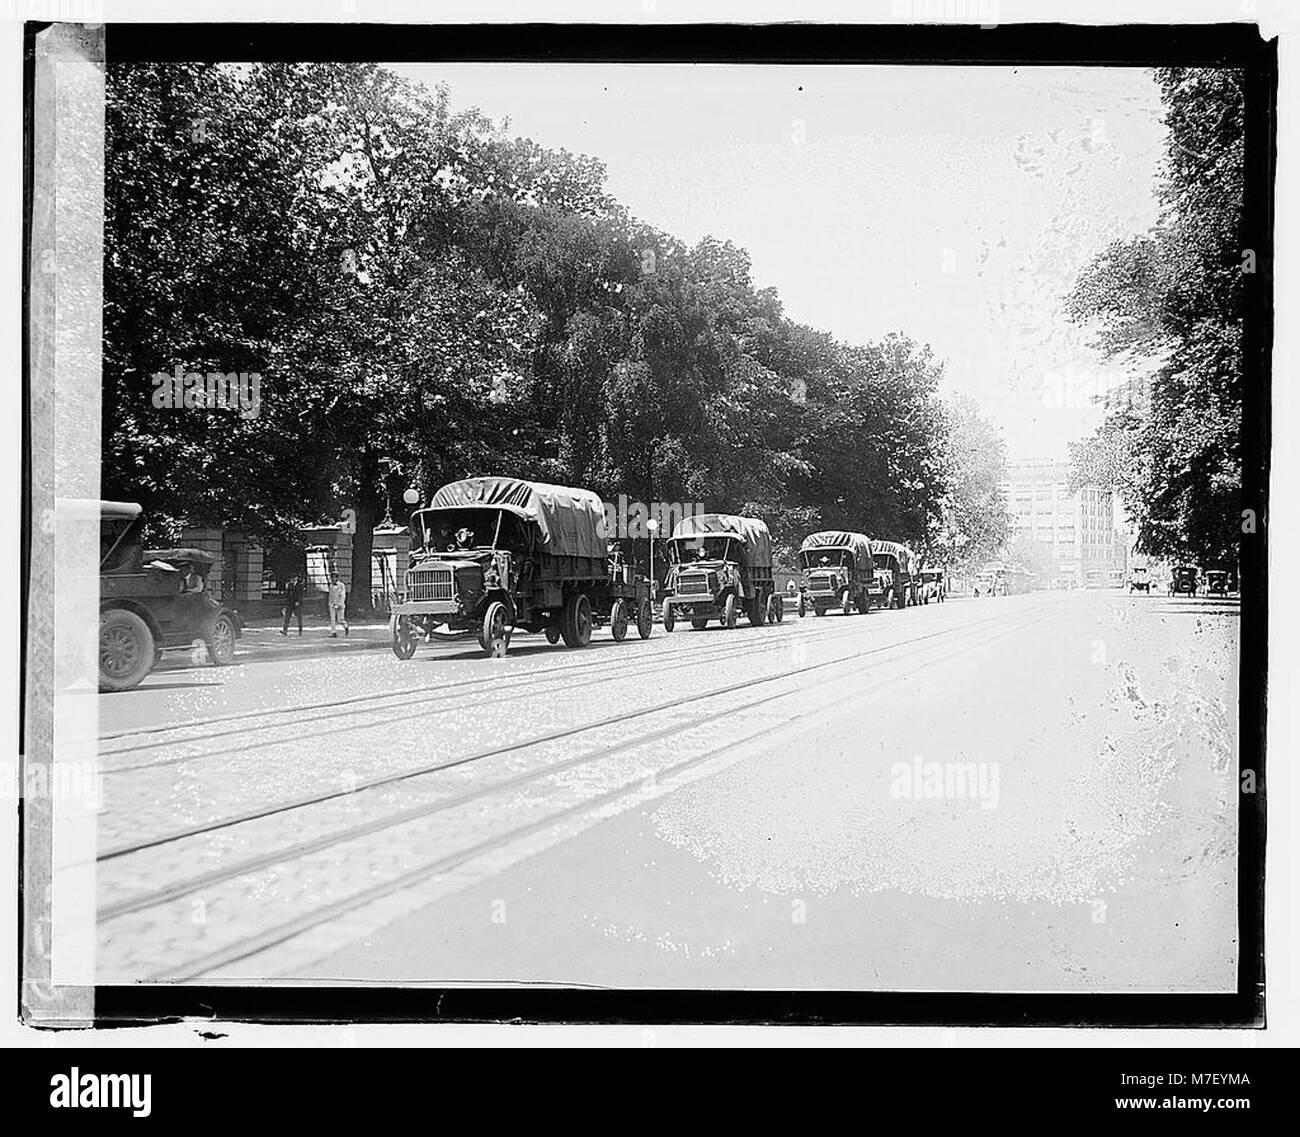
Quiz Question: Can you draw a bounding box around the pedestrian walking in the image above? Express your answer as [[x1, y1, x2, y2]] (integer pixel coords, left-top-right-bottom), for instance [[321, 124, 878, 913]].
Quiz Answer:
[[328, 572, 349, 637], [279, 573, 304, 636]]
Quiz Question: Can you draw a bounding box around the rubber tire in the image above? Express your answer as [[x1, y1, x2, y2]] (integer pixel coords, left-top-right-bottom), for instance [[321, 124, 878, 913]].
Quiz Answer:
[[663, 606, 676, 632], [723, 594, 737, 629], [392, 617, 419, 659], [560, 592, 592, 648], [610, 599, 629, 642], [840, 588, 853, 617], [749, 594, 766, 626], [775, 595, 785, 622], [544, 626, 561, 644], [691, 617, 709, 631], [798, 594, 806, 618], [207, 613, 237, 665], [99, 608, 155, 692], [481, 601, 509, 657], [636, 598, 653, 639]]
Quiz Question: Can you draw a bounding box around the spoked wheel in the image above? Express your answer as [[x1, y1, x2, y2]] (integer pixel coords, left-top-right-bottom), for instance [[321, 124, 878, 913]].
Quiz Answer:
[[775, 594, 785, 623], [392, 616, 419, 660], [99, 608, 155, 692], [636, 598, 654, 639], [723, 593, 737, 629], [766, 594, 779, 624], [840, 588, 853, 617], [610, 599, 629, 642], [748, 594, 766, 626], [560, 592, 592, 647], [663, 605, 676, 632], [691, 617, 709, 630], [544, 625, 561, 645], [481, 601, 510, 658], [798, 594, 806, 618], [207, 613, 237, 665]]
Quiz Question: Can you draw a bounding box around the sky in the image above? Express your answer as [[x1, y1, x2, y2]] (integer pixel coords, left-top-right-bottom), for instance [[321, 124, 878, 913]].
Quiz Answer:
[[392, 62, 1168, 463]]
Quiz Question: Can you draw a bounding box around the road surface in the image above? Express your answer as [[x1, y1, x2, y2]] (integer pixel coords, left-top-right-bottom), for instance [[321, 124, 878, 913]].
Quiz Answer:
[[84, 590, 1239, 991]]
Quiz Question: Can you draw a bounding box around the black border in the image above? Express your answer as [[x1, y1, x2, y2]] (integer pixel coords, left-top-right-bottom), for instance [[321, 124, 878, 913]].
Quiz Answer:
[[23, 19, 1273, 1028]]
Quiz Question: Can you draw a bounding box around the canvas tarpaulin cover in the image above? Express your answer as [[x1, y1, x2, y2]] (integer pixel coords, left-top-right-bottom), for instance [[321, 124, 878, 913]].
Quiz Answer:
[[427, 477, 609, 560], [670, 512, 773, 570], [799, 530, 873, 572]]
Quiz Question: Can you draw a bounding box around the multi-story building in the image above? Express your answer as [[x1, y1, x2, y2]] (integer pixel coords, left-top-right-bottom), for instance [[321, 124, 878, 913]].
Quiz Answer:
[[999, 459, 1128, 586]]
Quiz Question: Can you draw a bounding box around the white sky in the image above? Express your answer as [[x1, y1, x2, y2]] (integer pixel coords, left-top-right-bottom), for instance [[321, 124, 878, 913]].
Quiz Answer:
[[392, 63, 1167, 462]]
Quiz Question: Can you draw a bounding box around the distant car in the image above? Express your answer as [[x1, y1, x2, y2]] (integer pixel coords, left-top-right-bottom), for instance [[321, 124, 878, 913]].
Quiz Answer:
[[1168, 565, 1199, 597], [1128, 566, 1151, 593], [1204, 569, 1231, 596]]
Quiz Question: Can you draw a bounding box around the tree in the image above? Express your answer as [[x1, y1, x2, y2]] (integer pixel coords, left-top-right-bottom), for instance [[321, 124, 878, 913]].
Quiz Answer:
[[1066, 67, 1244, 565], [931, 394, 1011, 571]]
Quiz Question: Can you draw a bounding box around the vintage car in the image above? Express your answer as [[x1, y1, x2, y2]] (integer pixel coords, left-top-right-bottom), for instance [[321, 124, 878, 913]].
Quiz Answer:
[[93, 500, 241, 691], [917, 569, 947, 603], [390, 476, 652, 659], [1168, 565, 1199, 596], [797, 530, 874, 617], [1204, 569, 1231, 595], [1128, 566, 1152, 593], [662, 513, 778, 631], [870, 539, 918, 608]]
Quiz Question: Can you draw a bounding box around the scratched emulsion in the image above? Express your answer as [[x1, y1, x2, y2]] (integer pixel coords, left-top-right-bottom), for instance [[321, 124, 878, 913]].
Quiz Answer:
[[652, 602, 1238, 907]]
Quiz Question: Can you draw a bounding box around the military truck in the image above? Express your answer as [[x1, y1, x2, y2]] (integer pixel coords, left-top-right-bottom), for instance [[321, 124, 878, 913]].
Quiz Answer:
[[661, 513, 778, 631], [390, 476, 653, 658], [89, 499, 241, 691], [870, 539, 918, 609], [796, 530, 874, 617]]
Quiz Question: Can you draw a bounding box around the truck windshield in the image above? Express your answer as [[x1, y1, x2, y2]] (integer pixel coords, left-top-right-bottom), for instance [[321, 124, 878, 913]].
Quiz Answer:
[[413, 508, 517, 553], [671, 535, 734, 563], [801, 549, 850, 569]]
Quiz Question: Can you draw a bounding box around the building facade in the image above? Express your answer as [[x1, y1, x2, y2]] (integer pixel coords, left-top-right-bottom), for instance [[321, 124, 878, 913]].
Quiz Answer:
[[999, 459, 1128, 587]]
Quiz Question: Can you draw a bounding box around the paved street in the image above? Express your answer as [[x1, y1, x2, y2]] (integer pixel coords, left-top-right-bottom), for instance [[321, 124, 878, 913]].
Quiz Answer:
[[85, 590, 1239, 990]]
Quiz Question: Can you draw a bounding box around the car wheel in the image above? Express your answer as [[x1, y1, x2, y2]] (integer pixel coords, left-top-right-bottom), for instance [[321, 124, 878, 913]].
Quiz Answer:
[[636, 598, 653, 639], [662, 605, 676, 632], [749, 594, 766, 626], [207, 613, 237, 666], [560, 592, 592, 648], [481, 601, 509, 657], [610, 599, 629, 642], [691, 617, 709, 630], [723, 593, 737, 629], [798, 594, 806, 618], [392, 617, 419, 659], [544, 625, 561, 644], [840, 588, 853, 616], [99, 608, 155, 692]]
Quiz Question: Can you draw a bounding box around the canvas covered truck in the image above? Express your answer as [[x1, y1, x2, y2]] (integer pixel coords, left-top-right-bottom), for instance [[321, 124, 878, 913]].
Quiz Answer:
[[870, 539, 918, 609], [390, 476, 653, 659], [661, 513, 779, 630], [797, 530, 875, 617]]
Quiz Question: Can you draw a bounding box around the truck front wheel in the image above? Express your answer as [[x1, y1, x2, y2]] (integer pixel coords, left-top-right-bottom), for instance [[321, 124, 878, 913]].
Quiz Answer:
[[723, 594, 737, 629]]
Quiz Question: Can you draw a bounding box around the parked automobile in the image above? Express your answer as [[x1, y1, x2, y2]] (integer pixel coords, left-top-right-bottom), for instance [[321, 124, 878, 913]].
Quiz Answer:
[[662, 513, 778, 631], [1204, 569, 1231, 596], [1128, 566, 1152, 593], [797, 530, 874, 617], [871, 540, 918, 608], [91, 500, 241, 691], [390, 477, 652, 658], [1168, 565, 1199, 596]]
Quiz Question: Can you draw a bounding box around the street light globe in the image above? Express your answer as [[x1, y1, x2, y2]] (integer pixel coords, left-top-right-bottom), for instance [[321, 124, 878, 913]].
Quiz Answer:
[[402, 488, 420, 506], [646, 518, 659, 533]]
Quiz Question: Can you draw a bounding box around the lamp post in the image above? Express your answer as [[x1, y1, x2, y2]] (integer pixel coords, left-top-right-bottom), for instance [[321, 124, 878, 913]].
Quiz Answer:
[[646, 517, 659, 608]]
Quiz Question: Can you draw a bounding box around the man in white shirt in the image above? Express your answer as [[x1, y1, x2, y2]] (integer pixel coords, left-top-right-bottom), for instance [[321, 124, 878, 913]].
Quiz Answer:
[[328, 572, 349, 637]]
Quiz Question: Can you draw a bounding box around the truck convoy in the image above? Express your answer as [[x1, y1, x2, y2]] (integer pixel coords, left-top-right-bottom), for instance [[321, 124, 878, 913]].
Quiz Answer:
[[390, 477, 653, 658], [870, 539, 918, 609], [661, 512, 779, 631], [797, 530, 875, 617]]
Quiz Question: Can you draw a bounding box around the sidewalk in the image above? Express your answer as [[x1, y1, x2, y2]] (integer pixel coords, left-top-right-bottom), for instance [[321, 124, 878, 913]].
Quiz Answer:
[[234, 613, 393, 664]]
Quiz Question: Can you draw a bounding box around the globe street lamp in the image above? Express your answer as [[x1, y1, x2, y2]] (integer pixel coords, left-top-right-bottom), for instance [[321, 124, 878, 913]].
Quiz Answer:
[[646, 517, 659, 607]]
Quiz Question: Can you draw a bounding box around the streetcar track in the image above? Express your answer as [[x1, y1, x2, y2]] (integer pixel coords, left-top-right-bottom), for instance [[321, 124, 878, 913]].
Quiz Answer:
[[94, 608, 1045, 868], [98, 604, 975, 775], [143, 609, 1051, 982], [98, 602, 925, 756]]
